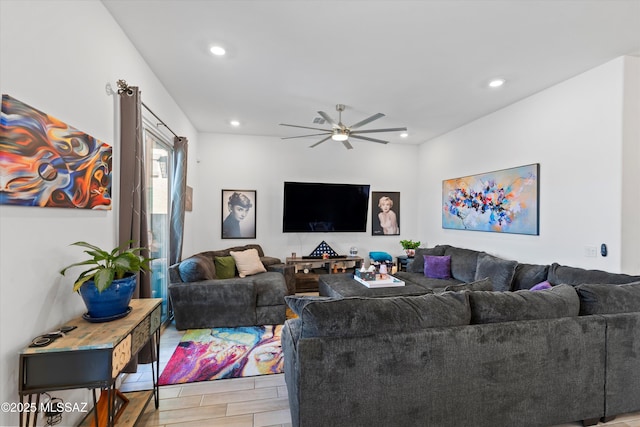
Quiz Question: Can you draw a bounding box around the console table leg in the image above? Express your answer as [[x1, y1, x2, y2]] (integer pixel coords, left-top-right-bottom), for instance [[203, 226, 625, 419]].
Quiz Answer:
[[153, 329, 160, 409], [20, 393, 39, 427], [91, 389, 99, 427]]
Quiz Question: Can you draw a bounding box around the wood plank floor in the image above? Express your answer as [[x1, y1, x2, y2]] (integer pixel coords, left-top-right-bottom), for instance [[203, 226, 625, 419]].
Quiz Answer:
[[121, 322, 640, 427]]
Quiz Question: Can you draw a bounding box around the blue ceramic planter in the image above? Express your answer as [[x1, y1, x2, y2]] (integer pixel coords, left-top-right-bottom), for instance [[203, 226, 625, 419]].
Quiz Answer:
[[79, 274, 137, 320]]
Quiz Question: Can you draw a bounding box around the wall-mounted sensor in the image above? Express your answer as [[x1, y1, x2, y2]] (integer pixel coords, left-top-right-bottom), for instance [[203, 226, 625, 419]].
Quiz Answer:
[[601, 244, 608, 257]]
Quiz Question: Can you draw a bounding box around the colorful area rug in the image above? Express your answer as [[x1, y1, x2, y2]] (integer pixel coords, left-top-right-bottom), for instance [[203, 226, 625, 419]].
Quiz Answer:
[[158, 325, 284, 385]]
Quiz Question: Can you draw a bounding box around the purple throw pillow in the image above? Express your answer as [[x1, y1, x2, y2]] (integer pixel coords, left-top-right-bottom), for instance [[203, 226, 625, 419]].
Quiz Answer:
[[424, 255, 452, 279], [530, 280, 552, 291]]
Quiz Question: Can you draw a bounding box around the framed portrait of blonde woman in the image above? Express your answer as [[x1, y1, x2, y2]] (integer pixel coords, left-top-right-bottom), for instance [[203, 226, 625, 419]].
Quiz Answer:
[[221, 190, 256, 239], [372, 191, 400, 236]]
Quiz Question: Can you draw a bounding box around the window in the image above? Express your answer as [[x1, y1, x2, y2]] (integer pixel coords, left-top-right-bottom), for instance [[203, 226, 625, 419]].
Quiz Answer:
[[144, 122, 173, 322]]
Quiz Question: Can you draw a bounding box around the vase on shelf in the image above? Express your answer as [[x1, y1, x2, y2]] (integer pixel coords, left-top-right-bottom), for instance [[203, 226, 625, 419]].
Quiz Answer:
[[405, 249, 416, 258]]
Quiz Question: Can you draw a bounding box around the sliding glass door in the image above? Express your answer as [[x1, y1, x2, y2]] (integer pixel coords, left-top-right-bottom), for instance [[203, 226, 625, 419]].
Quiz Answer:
[[144, 125, 172, 322]]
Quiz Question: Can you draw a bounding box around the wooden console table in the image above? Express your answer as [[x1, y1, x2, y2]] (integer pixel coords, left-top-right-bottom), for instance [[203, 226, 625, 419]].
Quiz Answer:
[[285, 256, 364, 292], [18, 298, 162, 427]]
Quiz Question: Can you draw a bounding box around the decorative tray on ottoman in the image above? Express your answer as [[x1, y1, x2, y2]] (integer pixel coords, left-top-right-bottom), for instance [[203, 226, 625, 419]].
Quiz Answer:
[[353, 274, 405, 288]]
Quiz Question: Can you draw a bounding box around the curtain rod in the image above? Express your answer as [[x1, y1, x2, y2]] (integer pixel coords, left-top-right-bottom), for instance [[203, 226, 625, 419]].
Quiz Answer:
[[116, 79, 181, 140]]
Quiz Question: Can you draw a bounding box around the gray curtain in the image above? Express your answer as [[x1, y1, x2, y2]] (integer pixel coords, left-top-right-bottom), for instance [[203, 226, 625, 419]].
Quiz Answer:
[[170, 136, 188, 265], [119, 85, 153, 365]]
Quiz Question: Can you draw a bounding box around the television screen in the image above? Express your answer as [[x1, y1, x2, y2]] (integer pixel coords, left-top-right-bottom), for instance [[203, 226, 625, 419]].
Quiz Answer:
[[283, 182, 370, 232]]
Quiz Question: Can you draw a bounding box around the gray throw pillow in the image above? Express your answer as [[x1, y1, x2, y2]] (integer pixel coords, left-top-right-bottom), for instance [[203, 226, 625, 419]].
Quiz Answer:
[[178, 254, 216, 282], [297, 292, 471, 338], [469, 284, 579, 324], [575, 281, 640, 315], [445, 277, 493, 293], [512, 263, 550, 291], [444, 246, 481, 282], [474, 253, 518, 292]]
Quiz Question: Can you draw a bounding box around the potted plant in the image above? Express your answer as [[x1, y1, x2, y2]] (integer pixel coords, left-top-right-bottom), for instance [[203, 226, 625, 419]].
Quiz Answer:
[[60, 241, 151, 321], [400, 239, 421, 257]]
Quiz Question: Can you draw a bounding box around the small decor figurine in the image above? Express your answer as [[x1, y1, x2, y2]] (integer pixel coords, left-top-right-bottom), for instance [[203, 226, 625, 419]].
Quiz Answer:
[[400, 239, 421, 257]]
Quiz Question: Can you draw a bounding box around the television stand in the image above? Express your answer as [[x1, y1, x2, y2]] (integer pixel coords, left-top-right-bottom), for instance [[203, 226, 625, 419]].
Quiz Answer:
[[285, 256, 364, 293]]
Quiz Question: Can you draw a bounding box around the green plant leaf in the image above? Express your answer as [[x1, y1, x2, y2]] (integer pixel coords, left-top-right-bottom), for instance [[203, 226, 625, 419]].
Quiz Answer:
[[93, 268, 115, 293]]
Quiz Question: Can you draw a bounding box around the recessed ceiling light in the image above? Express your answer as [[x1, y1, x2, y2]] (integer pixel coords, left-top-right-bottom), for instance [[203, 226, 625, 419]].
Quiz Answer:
[[230, 120, 240, 127], [488, 78, 506, 88], [400, 132, 409, 138], [210, 45, 226, 56]]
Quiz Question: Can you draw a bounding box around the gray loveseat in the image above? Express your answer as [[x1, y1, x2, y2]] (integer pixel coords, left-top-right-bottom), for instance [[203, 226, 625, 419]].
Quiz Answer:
[[168, 244, 294, 330], [283, 244, 640, 427]]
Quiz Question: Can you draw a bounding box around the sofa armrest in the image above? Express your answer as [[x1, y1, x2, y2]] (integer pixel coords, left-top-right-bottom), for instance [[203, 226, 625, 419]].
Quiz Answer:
[[267, 263, 296, 295], [168, 279, 257, 329]]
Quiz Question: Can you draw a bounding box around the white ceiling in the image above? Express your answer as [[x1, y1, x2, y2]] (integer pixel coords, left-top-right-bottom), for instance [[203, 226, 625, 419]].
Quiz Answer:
[[102, 0, 640, 147]]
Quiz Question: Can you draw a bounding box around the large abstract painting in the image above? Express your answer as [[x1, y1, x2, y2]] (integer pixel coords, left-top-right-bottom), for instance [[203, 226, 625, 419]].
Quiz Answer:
[[442, 163, 539, 235], [0, 94, 112, 209]]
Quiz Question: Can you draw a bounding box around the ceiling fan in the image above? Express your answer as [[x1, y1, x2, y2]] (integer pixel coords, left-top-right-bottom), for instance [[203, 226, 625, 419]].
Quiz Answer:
[[279, 104, 407, 149]]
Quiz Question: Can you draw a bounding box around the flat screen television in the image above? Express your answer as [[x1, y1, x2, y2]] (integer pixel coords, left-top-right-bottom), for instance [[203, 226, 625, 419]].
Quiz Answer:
[[282, 181, 370, 232]]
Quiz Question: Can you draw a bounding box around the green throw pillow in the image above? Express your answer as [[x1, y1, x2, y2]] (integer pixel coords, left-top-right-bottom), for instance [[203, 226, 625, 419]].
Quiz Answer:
[[214, 256, 236, 279]]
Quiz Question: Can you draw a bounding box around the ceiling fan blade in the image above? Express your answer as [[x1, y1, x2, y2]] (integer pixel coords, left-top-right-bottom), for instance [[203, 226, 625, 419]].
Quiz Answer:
[[349, 134, 389, 144], [349, 113, 385, 130], [310, 135, 332, 148], [280, 123, 332, 132], [342, 140, 353, 150], [350, 127, 407, 134], [282, 132, 332, 140], [317, 111, 339, 128]]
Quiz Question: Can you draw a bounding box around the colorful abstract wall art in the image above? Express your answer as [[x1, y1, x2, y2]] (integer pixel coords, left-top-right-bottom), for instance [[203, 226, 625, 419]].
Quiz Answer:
[[0, 95, 112, 209], [442, 163, 539, 235]]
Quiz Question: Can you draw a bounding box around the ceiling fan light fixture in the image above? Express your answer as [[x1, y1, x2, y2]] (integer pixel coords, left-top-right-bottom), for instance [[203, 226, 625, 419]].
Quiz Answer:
[[488, 78, 506, 88], [210, 45, 226, 56], [331, 129, 349, 141]]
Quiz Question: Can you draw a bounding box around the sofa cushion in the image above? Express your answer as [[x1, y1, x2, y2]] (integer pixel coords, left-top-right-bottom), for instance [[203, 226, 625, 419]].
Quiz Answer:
[[575, 281, 640, 315], [407, 245, 448, 273], [444, 246, 480, 282], [548, 263, 640, 286], [260, 256, 282, 267], [424, 255, 452, 279], [469, 284, 579, 324], [295, 292, 471, 338], [393, 271, 461, 291], [214, 256, 236, 279], [178, 254, 216, 282], [444, 277, 493, 293], [474, 253, 517, 292], [512, 263, 550, 291]]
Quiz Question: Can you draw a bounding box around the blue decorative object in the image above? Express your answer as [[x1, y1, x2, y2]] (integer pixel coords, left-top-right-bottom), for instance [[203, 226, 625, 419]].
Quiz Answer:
[[369, 251, 393, 262], [79, 274, 137, 320]]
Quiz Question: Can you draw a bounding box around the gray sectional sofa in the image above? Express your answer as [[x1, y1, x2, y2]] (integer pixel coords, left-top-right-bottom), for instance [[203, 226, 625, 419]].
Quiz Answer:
[[168, 244, 294, 329], [283, 244, 640, 427]]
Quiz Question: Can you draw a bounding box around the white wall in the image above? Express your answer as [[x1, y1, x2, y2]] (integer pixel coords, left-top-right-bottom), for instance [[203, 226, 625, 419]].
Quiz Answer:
[[0, 1, 198, 425], [191, 133, 420, 260], [621, 56, 640, 274], [418, 56, 640, 273]]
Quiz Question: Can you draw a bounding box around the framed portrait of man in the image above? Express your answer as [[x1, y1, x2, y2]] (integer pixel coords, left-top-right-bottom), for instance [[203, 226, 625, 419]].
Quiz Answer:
[[221, 189, 256, 239], [371, 191, 400, 236]]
